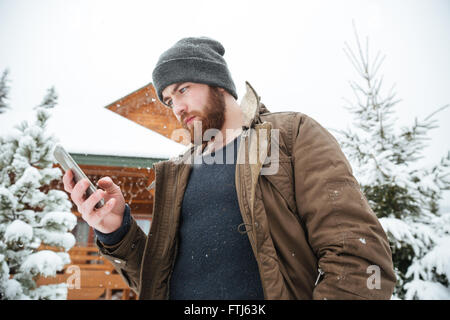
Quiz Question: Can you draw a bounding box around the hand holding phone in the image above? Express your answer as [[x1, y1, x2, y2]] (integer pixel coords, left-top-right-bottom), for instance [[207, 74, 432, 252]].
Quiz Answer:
[[54, 144, 126, 234]]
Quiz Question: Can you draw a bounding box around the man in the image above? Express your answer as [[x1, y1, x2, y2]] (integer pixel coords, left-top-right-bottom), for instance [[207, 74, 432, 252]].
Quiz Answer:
[[62, 37, 396, 299]]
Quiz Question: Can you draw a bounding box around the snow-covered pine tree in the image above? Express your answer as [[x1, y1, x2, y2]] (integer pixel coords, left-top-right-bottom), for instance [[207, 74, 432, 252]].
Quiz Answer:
[[335, 25, 450, 299], [0, 87, 77, 300], [0, 69, 10, 114], [35, 86, 58, 110]]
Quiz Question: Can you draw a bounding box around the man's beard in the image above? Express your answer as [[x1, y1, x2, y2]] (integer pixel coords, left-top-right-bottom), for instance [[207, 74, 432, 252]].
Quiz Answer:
[[181, 86, 226, 145]]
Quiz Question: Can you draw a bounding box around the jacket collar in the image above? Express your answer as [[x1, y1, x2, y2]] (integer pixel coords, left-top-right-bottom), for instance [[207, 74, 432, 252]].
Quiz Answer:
[[240, 81, 261, 129]]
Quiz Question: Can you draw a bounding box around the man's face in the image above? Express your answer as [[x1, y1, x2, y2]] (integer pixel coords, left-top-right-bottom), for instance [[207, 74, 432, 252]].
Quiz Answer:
[[162, 82, 226, 143]]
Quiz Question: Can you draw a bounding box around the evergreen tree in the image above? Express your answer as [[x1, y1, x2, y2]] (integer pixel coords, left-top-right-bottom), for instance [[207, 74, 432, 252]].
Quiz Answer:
[[0, 90, 76, 299], [336, 25, 450, 299], [35, 87, 58, 110], [0, 69, 10, 114]]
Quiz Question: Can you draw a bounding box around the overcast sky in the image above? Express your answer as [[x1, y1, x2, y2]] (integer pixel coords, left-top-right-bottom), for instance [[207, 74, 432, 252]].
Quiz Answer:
[[1, 0, 449, 208]]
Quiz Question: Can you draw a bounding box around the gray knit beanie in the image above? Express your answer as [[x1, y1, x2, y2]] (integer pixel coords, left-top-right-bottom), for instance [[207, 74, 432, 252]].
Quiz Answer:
[[152, 37, 237, 104]]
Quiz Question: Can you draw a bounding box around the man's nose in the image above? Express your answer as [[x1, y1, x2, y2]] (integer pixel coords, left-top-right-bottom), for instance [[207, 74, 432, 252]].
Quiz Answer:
[[173, 101, 188, 118]]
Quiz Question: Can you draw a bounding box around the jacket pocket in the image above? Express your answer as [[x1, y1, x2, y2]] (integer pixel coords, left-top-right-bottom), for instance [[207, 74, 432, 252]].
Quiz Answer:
[[261, 156, 296, 214]]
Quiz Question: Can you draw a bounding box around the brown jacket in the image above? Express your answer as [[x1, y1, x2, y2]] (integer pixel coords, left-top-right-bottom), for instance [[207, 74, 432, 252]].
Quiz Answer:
[[96, 82, 396, 300]]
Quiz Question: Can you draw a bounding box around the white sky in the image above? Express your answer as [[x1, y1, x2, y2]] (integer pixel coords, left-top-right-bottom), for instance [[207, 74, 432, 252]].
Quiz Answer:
[[0, 0, 449, 208]]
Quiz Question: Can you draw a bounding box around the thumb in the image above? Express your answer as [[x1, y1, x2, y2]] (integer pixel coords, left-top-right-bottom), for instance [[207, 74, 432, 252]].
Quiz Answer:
[[97, 177, 118, 193]]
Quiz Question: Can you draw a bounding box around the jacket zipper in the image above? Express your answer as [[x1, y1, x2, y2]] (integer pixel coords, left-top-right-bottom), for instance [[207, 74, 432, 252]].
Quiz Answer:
[[315, 268, 324, 286], [236, 130, 255, 246], [165, 239, 179, 299], [165, 164, 186, 299], [148, 162, 181, 299], [235, 129, 269, 299], [162, 164, 182, 258]]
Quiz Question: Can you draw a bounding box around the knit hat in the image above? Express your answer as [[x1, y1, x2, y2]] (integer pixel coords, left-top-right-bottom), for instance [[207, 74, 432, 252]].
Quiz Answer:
[[152, 37, 238, 104]]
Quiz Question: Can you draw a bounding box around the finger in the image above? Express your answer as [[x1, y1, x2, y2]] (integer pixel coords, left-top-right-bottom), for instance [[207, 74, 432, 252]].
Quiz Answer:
[[80, 189, 106, 216], [95, 198, 116, 218], [71, 178, 90, 207], [85, 198, 116, 227], [62, 169, 75, 193], [97, 177, 118, 193]]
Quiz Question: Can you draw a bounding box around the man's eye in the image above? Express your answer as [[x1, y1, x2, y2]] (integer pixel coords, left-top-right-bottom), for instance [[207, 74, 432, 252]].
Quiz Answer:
[[180, 87, 187, 94], [166, 99, 173, 107]]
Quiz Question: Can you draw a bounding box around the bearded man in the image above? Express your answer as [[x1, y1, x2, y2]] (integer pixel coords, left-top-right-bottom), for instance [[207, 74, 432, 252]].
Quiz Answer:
[[62, 37, 396, 300]]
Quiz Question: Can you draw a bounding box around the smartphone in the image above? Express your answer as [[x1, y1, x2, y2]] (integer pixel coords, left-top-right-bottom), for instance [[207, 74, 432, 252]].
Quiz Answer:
[[53, 144, 105, 209]]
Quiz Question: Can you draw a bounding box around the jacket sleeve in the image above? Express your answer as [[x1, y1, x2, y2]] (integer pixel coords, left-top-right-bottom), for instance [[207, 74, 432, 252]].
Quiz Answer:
[[95, 215, 147, 295], [291, 113, 396, 300]]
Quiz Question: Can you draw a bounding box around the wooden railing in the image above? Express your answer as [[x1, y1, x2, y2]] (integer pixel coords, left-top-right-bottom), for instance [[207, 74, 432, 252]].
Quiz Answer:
[[36, 245, 137, 300]]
